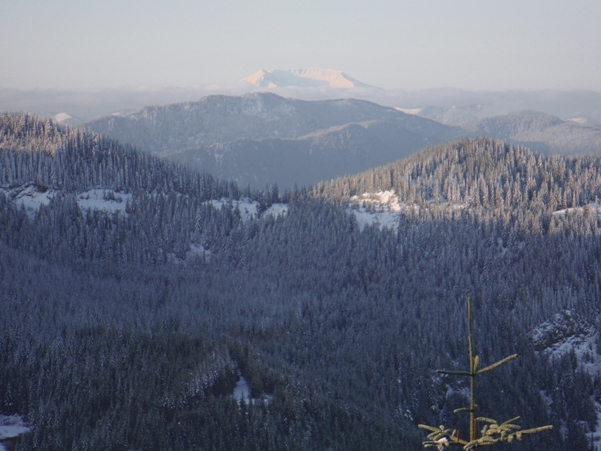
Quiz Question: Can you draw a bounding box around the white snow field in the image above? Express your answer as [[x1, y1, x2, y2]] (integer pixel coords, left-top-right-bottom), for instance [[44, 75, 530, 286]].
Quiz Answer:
[[0, 414, 29, 451]]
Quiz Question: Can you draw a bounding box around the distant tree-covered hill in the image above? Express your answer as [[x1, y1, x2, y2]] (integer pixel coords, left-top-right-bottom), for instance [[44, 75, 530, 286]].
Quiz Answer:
[[0, 112, 239, 198], [313, 136, 601, 213], [460, 111, 601, 156], [84, 92, 461, 189], [412, 89, 601, 125], [84, 94, 601, 191]]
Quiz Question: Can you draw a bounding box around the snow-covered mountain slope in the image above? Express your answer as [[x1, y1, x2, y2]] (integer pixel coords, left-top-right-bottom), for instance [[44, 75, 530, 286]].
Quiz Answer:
[[4, 123, 601, 449], [240, 68, 376, 89]]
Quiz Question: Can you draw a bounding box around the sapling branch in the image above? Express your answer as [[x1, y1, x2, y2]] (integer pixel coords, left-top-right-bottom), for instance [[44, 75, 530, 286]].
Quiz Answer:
[[418, 298, 552, 449]]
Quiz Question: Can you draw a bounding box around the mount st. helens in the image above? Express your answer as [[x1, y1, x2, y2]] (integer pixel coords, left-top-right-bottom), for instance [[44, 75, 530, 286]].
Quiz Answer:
[[240, 68, 378, 89]]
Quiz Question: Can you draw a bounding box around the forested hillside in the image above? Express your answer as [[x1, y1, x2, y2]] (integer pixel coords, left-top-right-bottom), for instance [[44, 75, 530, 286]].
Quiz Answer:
[[84, 92, 460, 188], [1, 116, 600, 450], [83, 93, 601, 190], [313, 137, 601, 214]]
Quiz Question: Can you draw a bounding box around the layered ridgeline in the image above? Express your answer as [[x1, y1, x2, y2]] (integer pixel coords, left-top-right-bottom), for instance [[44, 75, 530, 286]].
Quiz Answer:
[[84, 93, 601, 192], [395, 108, 601, 156], [461, 111, 601, 156], [84, 92, 461, 189], [1, 118, 601, 450], [407, 89, 601, 126]]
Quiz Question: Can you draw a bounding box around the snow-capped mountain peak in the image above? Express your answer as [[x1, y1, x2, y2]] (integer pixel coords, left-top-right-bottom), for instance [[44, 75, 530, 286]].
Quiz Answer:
[[240, 68, 375, 89]]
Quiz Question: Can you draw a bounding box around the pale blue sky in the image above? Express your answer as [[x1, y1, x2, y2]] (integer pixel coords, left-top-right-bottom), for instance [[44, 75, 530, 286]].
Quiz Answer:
[[1, 0, 600, 91]]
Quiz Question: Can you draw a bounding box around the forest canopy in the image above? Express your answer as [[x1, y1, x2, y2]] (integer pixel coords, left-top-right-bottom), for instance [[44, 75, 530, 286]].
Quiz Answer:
[[0, 114, 599, 450]]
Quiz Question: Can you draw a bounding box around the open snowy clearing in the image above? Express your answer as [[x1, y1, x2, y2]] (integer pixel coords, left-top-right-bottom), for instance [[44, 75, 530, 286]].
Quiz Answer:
[[207, 199, 288, 222], [0, 414, 29, 451], [232, 376, 272, 406], [553, 202, 601, 218], [0, 184, 131, 219], [348, 190, 469, 231]]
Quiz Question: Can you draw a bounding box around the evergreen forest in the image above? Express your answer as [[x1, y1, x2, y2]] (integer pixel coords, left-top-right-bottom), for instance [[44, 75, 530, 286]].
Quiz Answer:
[[1, 113, 601, 450]]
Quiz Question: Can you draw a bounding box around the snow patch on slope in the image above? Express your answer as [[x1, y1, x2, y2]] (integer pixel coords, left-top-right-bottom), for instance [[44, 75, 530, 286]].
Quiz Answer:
[[264, 203, 289, 217], [77, 189, 131, 215], [553, 202, 601, 218], [207, 199, 288, 222], [0, 184, 131, 219], [395, 107, 422, 115], [532, 311, 601, 449], [0, 414, 29, 451], [568, 116, 600, 127], [349, 191, 402, 231], [233, 376, 251, 404], [348, 190, 468, 231], [232, 375, 272, 406], [53, 112, 72, 123], [1, 184, 55, 217], [531, 310, 600, 376]]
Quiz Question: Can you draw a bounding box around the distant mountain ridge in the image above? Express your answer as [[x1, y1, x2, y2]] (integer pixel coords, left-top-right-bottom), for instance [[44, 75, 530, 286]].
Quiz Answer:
[[84, 93, 601, 188], [3, 80, 601, 127], [461, 110, 601, 155], [85, 92, 460, 188], [411, 89, 601, 125], [240, 68, 376, 89]]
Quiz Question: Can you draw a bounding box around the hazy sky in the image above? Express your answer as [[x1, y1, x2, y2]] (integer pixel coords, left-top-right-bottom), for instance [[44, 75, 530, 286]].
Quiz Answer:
[[2, 0, 600, 92]]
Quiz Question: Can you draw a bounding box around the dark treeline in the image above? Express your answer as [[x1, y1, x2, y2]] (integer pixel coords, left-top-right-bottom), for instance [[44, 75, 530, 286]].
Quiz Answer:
[[1, 117, 600, 450]]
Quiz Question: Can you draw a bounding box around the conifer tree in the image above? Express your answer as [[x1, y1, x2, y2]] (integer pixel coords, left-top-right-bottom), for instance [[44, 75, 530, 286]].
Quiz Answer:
[[418, 298, 552, 450]]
